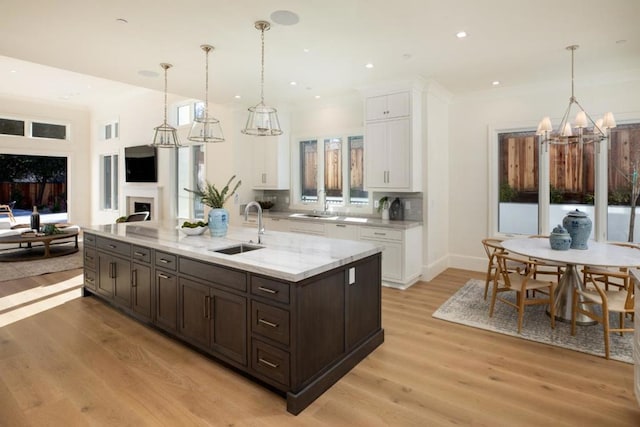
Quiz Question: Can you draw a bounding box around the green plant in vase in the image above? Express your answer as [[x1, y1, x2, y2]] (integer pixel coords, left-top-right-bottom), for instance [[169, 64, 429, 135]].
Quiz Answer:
[[184, 175, 241, 237]]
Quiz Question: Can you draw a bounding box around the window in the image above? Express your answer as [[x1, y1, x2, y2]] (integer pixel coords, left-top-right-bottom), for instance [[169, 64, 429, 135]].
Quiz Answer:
[[0, 118, 25, 136], [32, 122, 67, 140], [101, 154, 119, 210], [297, 134, 367, 208], [177, 104, 191, 126], [104, 120, 119, 140], [177, 144, 206, 219], [493, 122, 640, 242]]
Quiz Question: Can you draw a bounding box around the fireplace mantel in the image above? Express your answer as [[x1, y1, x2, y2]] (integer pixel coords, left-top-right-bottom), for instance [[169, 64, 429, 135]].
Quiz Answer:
[[123, 184, 162, 221]]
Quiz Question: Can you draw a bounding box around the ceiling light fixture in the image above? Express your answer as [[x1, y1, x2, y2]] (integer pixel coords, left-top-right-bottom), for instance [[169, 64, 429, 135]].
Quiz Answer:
[[365, 63, 374, 69], [537, 45, 616, 146], [492, 80, 500, 86], [151, 63, 180, 148], [242, 20, 283, 137], [456, 31, 467, 38], [188, 44, 224, 143]]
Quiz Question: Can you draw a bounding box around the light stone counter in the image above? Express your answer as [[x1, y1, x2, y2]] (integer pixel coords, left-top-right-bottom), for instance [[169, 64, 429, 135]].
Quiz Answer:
[[256, 211, 422, 230], [83, 222, 381, 282]]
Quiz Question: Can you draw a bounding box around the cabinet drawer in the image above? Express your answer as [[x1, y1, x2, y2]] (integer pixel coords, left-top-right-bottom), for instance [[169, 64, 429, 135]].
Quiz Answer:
[[179, 257, 247, 292], [96, 237, 131, 257], [83, 232, 96, 247], [289, 221, 325, 236], [360, 227, 402, 241], [133, 245, 151, 263], [84, 269, 96, 290], [84, 247, 96, 270], [250, 276, 290, 304], [251, 301, 290, 345], [251, 339, 290, 387], [155, 251, 177, 271]]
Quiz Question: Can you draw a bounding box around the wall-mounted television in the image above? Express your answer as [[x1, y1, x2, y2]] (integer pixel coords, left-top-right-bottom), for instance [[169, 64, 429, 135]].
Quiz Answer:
[[125, 145, 157, 183]]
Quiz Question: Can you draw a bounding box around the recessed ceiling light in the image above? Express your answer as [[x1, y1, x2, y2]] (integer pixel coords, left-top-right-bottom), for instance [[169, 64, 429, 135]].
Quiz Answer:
[[315, 95, 321, 99], [116, 18, 128, 24], [365, 63, 374, 69], [234, 95, 241, 99], [289, 81, 297, 86], [303, 48, 310, 53], [492, 80, 500, 86], [456, 31, 468, 38], [10, 70, 17, 73], [270, 10, 299, 26]]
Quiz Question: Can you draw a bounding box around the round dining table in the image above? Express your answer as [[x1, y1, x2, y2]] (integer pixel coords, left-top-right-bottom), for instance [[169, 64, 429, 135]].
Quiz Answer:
[[501, 238, 640, 325]]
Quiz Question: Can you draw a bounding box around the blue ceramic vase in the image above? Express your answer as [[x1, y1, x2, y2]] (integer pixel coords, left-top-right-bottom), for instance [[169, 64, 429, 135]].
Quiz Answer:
[[208, 208, 229, 237], [562, 209, 592, 250], [549, 224, 571, 250]]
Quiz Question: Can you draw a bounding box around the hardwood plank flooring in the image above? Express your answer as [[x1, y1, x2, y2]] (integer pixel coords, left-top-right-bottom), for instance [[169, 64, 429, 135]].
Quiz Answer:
[[0, 267, 639, 426]]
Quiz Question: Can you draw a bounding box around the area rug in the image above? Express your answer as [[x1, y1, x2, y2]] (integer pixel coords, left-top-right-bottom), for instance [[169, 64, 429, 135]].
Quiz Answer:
[[432, 279, 633, 364], [0, 242, 83, 282]]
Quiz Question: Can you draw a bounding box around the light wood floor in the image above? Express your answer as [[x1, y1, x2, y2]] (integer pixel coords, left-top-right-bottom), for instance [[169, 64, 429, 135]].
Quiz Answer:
[[1, 268, 639, 426]]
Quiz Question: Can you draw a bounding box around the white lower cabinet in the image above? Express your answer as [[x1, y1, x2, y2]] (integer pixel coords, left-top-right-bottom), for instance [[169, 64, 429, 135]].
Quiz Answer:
[[265, 217, 289, 232], [359, 225, 422, 289], [288, 221, 326, 236], [325, 223, 359, 240]]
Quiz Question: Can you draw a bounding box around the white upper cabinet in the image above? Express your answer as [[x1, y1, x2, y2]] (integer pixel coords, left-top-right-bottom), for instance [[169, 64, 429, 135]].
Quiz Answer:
[[364, 88, 422, 191], [251, 135, 290, 189], [365, 91, 411, 121]]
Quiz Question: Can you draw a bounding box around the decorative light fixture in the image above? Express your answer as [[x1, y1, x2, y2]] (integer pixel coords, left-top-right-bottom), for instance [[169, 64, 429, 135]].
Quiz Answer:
[[188, 44, 224, 143], [537, 45, 616, 146], [151, 63, 180, 148], [242, 20, 283, 136]]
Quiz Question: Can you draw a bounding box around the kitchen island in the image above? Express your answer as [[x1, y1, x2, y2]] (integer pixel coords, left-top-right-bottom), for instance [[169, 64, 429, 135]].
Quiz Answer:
[[82, 222, 384, 414]]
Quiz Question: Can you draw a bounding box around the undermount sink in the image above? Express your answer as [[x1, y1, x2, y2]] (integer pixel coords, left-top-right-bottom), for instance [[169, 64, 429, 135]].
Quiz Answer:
[[289, 213, 339, 220], [211, 243, 264, 255]]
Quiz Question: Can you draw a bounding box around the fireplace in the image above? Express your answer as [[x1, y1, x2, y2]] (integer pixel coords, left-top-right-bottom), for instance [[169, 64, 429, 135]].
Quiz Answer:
[[123, 184, 163, 221], [134, 201, 152, 220]]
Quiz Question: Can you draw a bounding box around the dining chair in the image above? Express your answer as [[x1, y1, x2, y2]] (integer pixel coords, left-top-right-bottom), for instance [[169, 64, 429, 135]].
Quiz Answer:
[[527, 235, 564, 282], [571, 273, 635, 359], [582, 242, 640, 291], [490, 252, 556, 333], [481, 238, 505, 300], [124, 211, 150, 222]]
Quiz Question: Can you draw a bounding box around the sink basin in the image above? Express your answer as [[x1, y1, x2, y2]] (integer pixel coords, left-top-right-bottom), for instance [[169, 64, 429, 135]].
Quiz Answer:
[[211, 243, 264, 255], [290, 213, 339, 220]]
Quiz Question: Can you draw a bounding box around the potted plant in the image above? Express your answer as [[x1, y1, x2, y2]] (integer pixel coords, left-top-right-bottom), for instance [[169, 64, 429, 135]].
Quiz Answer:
[[185, 175, 241, 237]]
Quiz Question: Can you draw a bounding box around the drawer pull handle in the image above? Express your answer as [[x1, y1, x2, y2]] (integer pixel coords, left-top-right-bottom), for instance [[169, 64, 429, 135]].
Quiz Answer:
[[373, 232, 386, 236], [108, 244, 117, 249], [257, 286, 277, 294], [85, 277, 94, 283], [158, 273, 170, 279], [134, 251, 146, 257], [159, 258, 171, 264], [258, 358, 279, 369], [85, 255, 94, 260], [336, 224, 346, 228], [258, 318, 278, 328]]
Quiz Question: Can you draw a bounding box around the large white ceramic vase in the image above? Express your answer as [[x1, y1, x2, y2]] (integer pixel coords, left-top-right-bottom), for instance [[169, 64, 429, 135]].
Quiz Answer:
[[208, 208, 229, 237]]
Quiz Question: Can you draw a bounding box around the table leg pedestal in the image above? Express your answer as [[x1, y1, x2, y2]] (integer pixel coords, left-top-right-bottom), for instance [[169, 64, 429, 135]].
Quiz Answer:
[[547, 264, 597, 325]]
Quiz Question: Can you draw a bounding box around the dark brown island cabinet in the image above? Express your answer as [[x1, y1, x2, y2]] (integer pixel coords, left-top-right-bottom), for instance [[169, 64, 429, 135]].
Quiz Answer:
[[82, 230, 384, 414]]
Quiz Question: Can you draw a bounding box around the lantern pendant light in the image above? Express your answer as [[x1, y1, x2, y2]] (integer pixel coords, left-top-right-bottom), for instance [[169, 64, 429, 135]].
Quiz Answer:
[[241, 20, 283, 136], [188, 44, 224, 143], [151, 63, 181, 148]]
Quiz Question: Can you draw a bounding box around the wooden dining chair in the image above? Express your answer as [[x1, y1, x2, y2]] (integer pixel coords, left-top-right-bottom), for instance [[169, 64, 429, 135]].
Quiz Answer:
[[481, 238, 505, 300], [571, 273, 635, 359], [582, 242, 640, 291], [527, 235, 564, 282], [490, 252, 556, 333]]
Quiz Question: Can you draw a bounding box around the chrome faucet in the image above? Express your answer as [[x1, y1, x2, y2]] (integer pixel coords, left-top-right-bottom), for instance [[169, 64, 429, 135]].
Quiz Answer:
[[244, 201, 264, 244]]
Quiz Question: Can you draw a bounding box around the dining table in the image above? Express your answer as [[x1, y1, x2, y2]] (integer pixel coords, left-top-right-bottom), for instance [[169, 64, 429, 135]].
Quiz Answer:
[[501, 238, 640, 325]]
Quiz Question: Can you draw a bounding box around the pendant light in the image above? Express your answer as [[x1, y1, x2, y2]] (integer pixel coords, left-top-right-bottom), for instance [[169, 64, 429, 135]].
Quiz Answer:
[[188, 44, 224, 143], [241, 20, 283, 136], [151, 63, 181, 148]]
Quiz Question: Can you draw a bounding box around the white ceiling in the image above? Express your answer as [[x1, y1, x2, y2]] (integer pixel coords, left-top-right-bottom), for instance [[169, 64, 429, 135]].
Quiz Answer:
[[0, 0, 639, 108]]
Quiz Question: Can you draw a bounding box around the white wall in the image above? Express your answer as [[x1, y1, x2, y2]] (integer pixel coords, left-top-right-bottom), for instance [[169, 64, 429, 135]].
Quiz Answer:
[[448, 78, 640, 273], [0, 94, 91, 226]]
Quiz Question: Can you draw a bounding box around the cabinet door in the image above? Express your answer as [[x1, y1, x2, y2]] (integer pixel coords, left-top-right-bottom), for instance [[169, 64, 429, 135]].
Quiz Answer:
[[132, 262, 152, 320], [97, 253, 114, 297], [155, 270, 178, 332], [365, 95, 389, 121], [385, 92, 410, 119], [365, 121, 388, 188], [265, 217, 289, 232], [380, 241, 403, 281], [326, 223, 359, 240], [112, 256, 132, 307], [178, 278, 210, 348], [346, 256, 382, 349], [251, 141, 267, 187], [385, 118, 410, 188], [211, 288, 247, 365]]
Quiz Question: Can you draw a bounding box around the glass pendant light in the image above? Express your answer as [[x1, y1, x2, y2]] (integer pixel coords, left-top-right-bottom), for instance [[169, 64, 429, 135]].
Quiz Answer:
[[188, 44, 224, 143], [151, 63, 181, 148], [242, 20, 283, 136]]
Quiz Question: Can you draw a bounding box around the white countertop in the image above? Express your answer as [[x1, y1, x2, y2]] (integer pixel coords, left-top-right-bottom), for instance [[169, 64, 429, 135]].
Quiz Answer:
[[255, 211, 422, 230], [83, 222, 382, 282]]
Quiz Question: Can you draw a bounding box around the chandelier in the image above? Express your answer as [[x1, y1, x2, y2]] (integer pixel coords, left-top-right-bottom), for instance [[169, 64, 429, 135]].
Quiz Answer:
[[537, 45, 616, 145], [241, 20, 283, 136], [151, 63, 181, 148], [188, 44, 224, 143]]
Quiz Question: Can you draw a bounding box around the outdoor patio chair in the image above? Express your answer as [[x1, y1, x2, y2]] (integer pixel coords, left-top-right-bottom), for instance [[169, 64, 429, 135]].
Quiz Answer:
[[0, 201, 16, 223], [490, 252, 556, 333]]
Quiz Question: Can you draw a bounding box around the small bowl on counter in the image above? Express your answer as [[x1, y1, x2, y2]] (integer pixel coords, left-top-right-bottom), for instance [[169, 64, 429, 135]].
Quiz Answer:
[[178, 221, 208, 236]]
